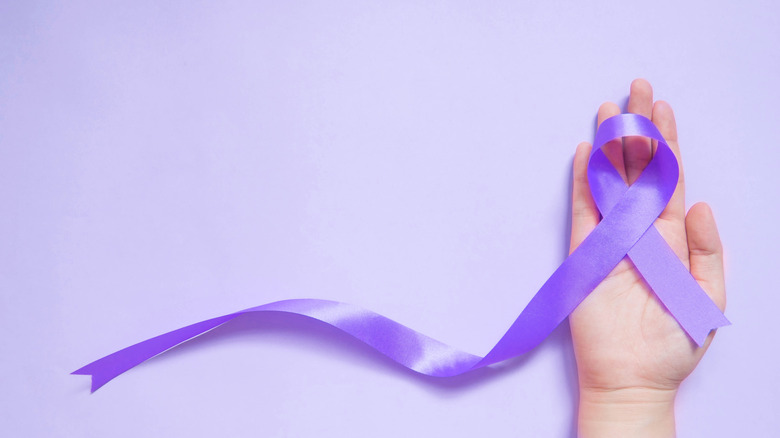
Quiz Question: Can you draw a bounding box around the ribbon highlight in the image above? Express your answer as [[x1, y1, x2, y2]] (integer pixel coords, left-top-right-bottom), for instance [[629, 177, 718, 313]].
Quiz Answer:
[[73, 114, 729, 392]]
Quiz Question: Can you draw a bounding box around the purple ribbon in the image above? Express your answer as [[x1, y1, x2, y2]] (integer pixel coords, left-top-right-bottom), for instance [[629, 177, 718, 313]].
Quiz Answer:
[[73, 114, 729, 392]]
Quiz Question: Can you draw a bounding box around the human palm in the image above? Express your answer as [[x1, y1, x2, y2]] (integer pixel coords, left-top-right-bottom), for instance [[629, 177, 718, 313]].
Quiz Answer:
[[568, 79, 727, 396]]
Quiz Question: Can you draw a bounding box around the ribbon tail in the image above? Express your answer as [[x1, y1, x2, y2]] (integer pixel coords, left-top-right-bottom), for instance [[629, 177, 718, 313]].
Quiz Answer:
[[73, 301, 488, 391], [72, 314, 239, 392], [629, 226, 730, 346]]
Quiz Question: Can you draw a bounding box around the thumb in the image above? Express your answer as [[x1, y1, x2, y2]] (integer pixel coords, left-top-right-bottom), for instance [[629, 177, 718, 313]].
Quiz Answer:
[[686, 202, 727, 312]]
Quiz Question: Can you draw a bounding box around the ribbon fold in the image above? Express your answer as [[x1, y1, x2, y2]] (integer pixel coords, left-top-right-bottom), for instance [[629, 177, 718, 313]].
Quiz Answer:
[[73, 114, 729, 392]]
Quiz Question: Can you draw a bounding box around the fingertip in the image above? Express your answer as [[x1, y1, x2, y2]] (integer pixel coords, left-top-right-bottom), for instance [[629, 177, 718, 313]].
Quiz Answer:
[[630, 78, 653, 95], [653, 100, 675, 117], [629, 79, 653, 113], [687, 201, 713, 223], [597, 102, 621, 126], [576, 141, 592, 155], [686, 202, 722, 256], [573, 142, 592, 179], [653, 101, 676, 128], [689, 201, 713, 217], [598, 102, 620, 113]]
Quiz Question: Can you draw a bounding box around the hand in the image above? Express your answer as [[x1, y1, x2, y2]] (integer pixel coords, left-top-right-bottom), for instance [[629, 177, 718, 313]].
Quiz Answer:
[[569, 79, 727, 437]]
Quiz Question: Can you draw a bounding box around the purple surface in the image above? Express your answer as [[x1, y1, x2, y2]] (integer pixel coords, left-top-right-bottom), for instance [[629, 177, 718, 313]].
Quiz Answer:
[[1, 1, 778, 437]]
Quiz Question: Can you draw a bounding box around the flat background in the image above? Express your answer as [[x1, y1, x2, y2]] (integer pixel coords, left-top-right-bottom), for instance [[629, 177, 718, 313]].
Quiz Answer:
[[2, 1, 778, 436]]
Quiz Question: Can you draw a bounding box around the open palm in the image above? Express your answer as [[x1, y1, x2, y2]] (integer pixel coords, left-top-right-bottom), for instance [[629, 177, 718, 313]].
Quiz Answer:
[[568, 79, 727, 396]]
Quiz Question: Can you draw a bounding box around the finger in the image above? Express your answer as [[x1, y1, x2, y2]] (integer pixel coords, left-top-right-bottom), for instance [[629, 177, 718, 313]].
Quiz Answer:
[[686, 202, 726, 311], [570, 142, 600, 254], [653, 100, 686, 224], [597, 102, 627, 184], [625, 79, 654, 185]]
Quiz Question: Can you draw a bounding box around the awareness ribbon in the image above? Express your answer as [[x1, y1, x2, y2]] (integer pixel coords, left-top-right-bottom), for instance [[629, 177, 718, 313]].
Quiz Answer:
[[73, 114, 729, 392]]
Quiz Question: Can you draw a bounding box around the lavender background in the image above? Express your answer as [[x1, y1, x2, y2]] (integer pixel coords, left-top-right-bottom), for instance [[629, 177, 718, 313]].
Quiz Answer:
[[2, 1, 778, 436]]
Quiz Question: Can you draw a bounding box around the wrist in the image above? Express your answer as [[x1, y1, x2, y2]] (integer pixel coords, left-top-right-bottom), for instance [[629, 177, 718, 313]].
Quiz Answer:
[[578, 387, 677, 438]]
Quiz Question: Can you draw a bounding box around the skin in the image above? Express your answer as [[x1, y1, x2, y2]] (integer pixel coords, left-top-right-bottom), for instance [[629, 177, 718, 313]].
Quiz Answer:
[[569, 79, 727, 437]]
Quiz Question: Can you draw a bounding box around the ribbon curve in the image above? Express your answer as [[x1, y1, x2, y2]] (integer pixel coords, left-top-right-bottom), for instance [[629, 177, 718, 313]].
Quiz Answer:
[[73, 114, 729, 392]]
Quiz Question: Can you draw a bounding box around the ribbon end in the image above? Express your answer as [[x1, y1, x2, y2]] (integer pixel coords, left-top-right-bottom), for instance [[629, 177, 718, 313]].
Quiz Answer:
[[72, 366, 113, 393], [688, 314, 731, 347], [690, 331, 710, 348]]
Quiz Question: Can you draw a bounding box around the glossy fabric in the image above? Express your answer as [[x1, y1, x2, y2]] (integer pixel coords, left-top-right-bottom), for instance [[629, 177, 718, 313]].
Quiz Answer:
[[74, 114, 729, 392]]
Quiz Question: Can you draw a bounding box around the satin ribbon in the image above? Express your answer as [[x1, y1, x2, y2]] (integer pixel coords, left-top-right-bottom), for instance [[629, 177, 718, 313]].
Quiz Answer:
[[73, 114, 729, 392]]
